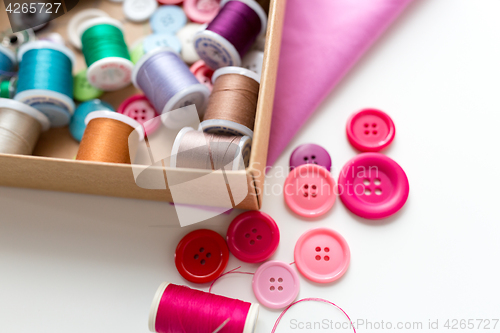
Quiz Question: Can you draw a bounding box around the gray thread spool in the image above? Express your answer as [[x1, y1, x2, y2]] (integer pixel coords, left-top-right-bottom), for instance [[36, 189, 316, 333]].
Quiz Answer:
[[0, 98, 50, 155]]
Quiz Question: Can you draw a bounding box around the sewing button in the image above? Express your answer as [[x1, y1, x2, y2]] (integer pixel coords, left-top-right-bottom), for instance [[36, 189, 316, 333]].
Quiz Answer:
[[183, 0, 221, 23], [284, 164, 336, 217], [143, 33, 182, 54], [227, 211, 280, 263], [252, 261, 300, 309], [124, 0, 158, 22], [289, 143, 331, 171], [242, 50, 264, 78], [346, 108, 396, 152], [190, 60, 214, 90], [294, 228, 350, 284], [117, 94, 160, 136], [338, 153, 409, 219], [74, 70, 104, 102], [150, 5, 187, 34], [175, 229, 229, 284], [177, 23, 202, 64], [69, 99, 114, 142]]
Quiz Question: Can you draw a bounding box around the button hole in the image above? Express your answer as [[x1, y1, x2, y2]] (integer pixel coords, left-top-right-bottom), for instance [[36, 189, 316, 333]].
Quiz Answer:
[[206, 253, 211, 258], [303, 157, 308, 161], [324, 247, 330, 252], [252, 229, 257, 233], [199, 247, 204, 253], [311, 193, 317, 197], [363, 179, 370, 186], [245, 233, 250, 238], [315, 247, 321, 252], [364, 130, 370, 135], [365, 189, 372, 196], [270, 286, 275, 291], [270, 278, 275, 283], [324, 256, 330, 261], [311, 155, 316, 159], [200, 259, 206, 265], [304, 184, 308, 189], [372, 123, 377, 127], [364, 123, 369, 127], [194, 254, 199, 259], [278, 278, 283, 283], [304, 192, 308, 197], [373, 130, 378, 135], [312, 185, 317, 190], [278, 286, 283, 291], [315, 255, 321, 261], [250, 240, 255, 245], [375, 188, 382, 195], [257, 235, 262, 240]]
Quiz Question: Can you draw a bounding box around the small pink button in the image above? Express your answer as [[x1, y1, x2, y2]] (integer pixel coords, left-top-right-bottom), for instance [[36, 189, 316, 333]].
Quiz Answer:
[[252, 261, 300, 309], [338, 153, 409, 219], [346, 108, 395, 152], [284, 164, 336, 217], [117, 94, 160, 137], [190, 60, 214, 91], [183, 0, 220, 23], [158, 0, 183, 4], [227, 211, 279, 263], [294, 228, 350, 284]]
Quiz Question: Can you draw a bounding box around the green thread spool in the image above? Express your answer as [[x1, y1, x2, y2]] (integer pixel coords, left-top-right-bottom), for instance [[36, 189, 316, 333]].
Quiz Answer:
[[0, 80, 11, 98], [78, 17, 133, 91]]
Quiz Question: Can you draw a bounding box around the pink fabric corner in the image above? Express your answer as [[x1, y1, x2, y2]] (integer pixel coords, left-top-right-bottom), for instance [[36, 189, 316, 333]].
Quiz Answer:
[[268, 0, 414, 166]]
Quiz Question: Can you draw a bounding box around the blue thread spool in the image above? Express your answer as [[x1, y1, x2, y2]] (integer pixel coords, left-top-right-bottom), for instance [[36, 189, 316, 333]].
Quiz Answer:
[[69, 99, 115, 142], [14, 41, 75, 128], [0, 45, 16, 75]]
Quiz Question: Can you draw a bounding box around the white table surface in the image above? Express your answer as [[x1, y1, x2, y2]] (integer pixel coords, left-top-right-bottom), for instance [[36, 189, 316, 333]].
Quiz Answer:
[[1, 0, 500, 332]]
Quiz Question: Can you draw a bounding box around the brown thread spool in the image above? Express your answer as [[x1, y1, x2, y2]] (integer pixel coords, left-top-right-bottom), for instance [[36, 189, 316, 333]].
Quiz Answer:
[[171, 127, 252, 171], [76, 111, 144, 164], [0, 98, 49, 155], [201, 67, 260, 138]]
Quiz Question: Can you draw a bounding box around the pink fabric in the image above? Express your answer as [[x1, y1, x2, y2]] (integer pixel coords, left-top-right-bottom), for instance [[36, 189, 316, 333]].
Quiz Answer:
[[268, 0, 414, 166]]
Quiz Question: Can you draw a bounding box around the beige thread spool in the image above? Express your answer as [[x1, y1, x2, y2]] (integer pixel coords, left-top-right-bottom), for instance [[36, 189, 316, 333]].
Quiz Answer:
[[201, 67, 260, 138], [0, 98, 50, 155], [76, 111, 144, 164], [171, 127, 252, 171]]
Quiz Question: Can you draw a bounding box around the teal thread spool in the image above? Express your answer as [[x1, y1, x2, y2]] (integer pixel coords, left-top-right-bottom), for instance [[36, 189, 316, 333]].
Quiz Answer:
[[0, 44, 16, 75], [79, 17, 133, 91], [14, 41, 75, 128], [69, 99, 114, 142]]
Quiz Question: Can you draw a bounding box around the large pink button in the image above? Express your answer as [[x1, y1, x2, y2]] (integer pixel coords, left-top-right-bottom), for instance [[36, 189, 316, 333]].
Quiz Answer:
[[190, 60, 214, 91], [183, 0, 220, 23], [346, 108, 396, 152], [117, 94, 160, 136], [338, 153, 409, 219], [252, 261, 300, 309], [294, 228, 350, 284], [227, 211, 279, 263], [284, 164, 336, 217]]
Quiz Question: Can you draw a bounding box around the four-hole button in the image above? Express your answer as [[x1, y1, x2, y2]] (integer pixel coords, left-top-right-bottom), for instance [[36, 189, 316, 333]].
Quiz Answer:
[[346, 108, 396, 152]]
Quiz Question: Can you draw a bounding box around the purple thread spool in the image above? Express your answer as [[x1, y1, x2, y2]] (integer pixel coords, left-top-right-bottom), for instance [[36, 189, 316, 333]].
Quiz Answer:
[[194, 0, 267, 70]]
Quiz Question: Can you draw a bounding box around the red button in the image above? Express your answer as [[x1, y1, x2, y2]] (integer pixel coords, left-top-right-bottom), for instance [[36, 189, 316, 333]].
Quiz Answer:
[[227, 211, 280, 263], [346, 108, 396, 152], [117, 94, 160, 137], [284, 164, 337, 217], [338, 153, 409, 219], [175, 229, 229, 284], [190, 60, 214, 91], [183, 0, 220, 23]]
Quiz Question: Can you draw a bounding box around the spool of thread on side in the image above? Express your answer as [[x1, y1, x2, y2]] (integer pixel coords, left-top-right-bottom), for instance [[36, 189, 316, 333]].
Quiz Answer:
[[201, 67, 260, 138], [0, 45, 16, 75], [132, 47, 210, 127], [0, 98, 50, 155], [171, 127, 252, 171], [76, 111, 144, 164], [79, 17, 134, 91], [14, 40, 76, 128], [194, 0, 267, 69], [149, 282, 259, 333]]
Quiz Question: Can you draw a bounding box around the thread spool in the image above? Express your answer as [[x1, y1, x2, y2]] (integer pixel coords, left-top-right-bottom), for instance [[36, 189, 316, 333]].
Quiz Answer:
[[79, 17, 134, 91], [149, 282, 259, 333], [0, 45, 16, 75], [0, 28, 35, 51], [69, 99, 115, 142], [76, 111, 144, 164], [0, 98, 50, 155], [0, 77, 16, 99], [171, 127, 252, 171], [14, 41, 75, 128], [194, 0, 267, 69], [132, 47, 210, 127], [201, 67, 260, 138]]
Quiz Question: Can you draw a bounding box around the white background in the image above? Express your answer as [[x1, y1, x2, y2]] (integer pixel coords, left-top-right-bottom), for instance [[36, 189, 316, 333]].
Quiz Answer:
[[1, 0, 500, 332]]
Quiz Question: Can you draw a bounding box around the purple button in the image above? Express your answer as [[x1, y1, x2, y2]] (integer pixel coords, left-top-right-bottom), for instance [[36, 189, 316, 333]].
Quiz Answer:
[[252, 261, 300, 309], [226, 211, 280, 263], [290, 144, 332, 171]]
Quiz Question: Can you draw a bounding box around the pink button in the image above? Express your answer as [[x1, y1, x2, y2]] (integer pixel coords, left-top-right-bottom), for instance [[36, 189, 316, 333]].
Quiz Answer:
[[117, 94, 160, 137], [338, 153, 409, 219], [227, 211, 280, 263], [183, 0, 220, 23], [346, 108, 396, 152], [158, 0, 183, 4], [284, 164, 336, 217], [190, 60, 214, 91], [252, 261, 300, 309], [294, 228, 350, 284]]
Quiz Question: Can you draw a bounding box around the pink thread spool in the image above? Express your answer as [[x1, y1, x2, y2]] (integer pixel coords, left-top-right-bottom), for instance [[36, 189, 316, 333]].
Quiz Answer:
[[149, 282, 259, 333]]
